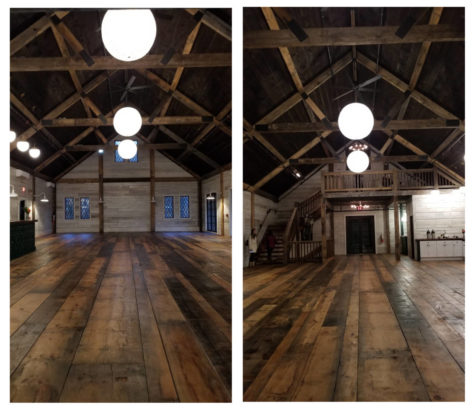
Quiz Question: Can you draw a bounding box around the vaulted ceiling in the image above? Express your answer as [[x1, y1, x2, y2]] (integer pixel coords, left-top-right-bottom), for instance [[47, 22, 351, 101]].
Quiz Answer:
[[243, 7, 464, 199], [10, 8, 231, 181]]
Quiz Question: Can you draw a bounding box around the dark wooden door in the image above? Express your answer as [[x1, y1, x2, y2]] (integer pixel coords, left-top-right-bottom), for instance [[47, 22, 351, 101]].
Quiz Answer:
[[346, 215, 375, 254], [19, 200, 25, 221], [206, 194, 217, 232]]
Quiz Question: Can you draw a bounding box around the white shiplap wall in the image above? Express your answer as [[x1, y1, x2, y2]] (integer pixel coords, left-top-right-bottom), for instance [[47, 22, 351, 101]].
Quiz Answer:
[[412, 189, 465, 239], [10, 167, 54, 237]]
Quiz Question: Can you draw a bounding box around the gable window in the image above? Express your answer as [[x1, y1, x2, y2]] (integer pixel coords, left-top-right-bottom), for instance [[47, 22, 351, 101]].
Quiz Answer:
[[164, 196, 174, 219], [65, 197, 74, 220], [114, 140, 138, 163], [180, 196, 190, 218], [80, 197, 90, 219]]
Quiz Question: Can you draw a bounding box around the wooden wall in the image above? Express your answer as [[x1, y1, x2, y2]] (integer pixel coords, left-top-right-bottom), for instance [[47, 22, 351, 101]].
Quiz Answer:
[[201, 170, 232, 236], [10, 167, 54, 237], [56, 140, 199, 233]]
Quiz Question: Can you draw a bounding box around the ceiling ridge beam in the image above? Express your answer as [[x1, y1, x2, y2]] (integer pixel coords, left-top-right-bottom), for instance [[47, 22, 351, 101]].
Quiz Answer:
[[244, 24, 463, 48], [10, 11, 69, 56], [11, 53, 232, 72], [40, 116, 213, 127]]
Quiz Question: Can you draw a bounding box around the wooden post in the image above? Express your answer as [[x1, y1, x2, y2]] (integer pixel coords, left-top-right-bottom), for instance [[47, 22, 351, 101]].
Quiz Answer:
[[220, 171, 225, 236], [384, 205, 390, 254], [250, 191, 255, 230], [32, 175, 36, 221], [434, 167, 439, 189], [198, 180, 203, 232], [52, 184, 56, 234], [150, 149, 155, 232], [330, 208, 335, 256], [98, 154, 104, 233], [321, 197, 327, 260], [394, 197, 401, 261]]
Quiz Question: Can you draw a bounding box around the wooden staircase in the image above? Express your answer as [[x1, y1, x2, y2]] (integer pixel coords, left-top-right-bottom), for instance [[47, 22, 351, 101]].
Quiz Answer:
[[255, 224, 286, 264], [283, 190, 325, 264]]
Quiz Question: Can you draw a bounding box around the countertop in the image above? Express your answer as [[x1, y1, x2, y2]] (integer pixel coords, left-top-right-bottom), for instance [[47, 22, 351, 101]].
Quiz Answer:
[[416, 237, 464, 242], [11, 220, 37, 226]]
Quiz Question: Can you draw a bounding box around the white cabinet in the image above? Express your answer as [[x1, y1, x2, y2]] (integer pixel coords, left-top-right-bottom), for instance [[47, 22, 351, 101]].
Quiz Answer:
[[419, 240, 464, 260], [420, 241, 437, 258]]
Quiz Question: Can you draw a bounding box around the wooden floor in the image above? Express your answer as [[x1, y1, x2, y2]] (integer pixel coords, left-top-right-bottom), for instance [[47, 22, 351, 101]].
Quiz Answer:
[[243, 254, 464, 401], [10, 232, 231, 402]]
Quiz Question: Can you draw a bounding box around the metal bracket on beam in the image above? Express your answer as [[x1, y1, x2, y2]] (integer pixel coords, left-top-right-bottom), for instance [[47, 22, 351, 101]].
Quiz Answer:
[[321, 117, 332, 129], [287, 19, 308, 42]]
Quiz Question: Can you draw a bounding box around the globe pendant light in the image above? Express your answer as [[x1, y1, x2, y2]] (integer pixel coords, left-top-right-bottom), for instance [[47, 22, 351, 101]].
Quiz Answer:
[[118, 139, 137, 160], [29, 147, 41, 159], [347, 150, 369, 173], [17, 140, 30, 152], [113, 107, 142, 136], [338, 102, 374, 140], [10, 130, 16, 143], [101, 9, 157, 62]]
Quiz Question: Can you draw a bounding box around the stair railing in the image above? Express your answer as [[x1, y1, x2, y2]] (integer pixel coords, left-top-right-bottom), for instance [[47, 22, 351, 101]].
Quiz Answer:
[[283, 207, 299, 264]]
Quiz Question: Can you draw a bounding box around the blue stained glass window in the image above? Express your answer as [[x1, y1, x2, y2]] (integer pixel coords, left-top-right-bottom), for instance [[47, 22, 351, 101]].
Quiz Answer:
[[80, 197, 90, 219], [115, 140, 138, 163], [180, 196, 190, 218], [65, 197, 74, 220], [164, 196, 174, 219]]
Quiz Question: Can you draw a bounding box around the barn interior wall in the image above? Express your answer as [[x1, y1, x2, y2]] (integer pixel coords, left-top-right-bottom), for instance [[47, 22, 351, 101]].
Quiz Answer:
[[201, 170, 232, 236], [10, 167, 54, 237]]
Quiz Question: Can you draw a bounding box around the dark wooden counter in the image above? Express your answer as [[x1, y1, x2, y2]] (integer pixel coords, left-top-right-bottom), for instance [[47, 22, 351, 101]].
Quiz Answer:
[[416, 238, 464, 242], [10, 220, 36, 260]]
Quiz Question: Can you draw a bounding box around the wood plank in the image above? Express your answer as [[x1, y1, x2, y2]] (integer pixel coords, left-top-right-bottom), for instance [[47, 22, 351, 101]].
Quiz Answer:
[[11, 53, 232, 71], [244, 24, 463, 48], [42, 116, 208, 127]]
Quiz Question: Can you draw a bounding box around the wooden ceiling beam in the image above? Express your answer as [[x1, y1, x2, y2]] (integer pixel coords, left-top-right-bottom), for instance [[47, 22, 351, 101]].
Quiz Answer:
[[186, 9, 231, 41], [158, 126, 221, 169], [244, 119, 286, 164], [64, 143, 186, 152], [290, 155, 429, 165], [159, 21, 202, 118], [256, 52, 352, 125], [10, 11, 69, 56], [357, 52, 462, 123], [244, 24, 463, 48], [41, 116, 211, 127], [249, 131, 332, 191], [136, 69, 231, 136], [11, 53, 231, 72], [12, 71, 112, 149], [260, 118, 462, 133], [431, 129, 464, 159]]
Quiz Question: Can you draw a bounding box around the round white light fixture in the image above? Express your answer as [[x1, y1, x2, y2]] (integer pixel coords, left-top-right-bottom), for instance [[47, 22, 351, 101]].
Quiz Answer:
[[117, 139, 137, 160], [17, 140, 30, 152], [29, 147, 41, 159], [10, 130, 16, 143], [346, 150, 369, 173], [338, 102, 374, 140], [101, 9, 157, 62], [113, 107, 142, 136]]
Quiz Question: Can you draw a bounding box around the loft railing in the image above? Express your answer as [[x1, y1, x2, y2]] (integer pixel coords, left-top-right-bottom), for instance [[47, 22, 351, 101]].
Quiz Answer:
[[287, 241, 322, 263], [323, 168, 458, 192]]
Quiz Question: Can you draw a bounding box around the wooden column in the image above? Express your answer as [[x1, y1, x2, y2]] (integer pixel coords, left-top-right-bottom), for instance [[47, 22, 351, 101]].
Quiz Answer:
[[31, 176, 36, 221], [384, 206, 390, 254], [220, 171, 225, 236], [330, 208, 335, 256], [150, 149, 155, 232], [321, 197, 327, 260], [394, 197, 401, 261], [52, 184, 57, 234], [434, 167, 439, 189], [198, 180, 203, 232], [250, 191, 255, 229], [98, 154, 104, 233]]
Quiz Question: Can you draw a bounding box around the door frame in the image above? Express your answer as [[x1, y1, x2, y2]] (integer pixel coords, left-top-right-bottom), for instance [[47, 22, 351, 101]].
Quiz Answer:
[[345, 215, 376, 255]]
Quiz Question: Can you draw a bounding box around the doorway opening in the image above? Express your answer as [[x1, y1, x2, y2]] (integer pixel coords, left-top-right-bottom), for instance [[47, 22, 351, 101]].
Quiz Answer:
[[19, 200, 25, 221], [346, 215, 375, 254], [206, 193, 217, 233]]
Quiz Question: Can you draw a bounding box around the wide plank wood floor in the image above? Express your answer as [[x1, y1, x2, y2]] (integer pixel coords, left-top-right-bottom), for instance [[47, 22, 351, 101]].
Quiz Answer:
[[243, 254, 464, 401], [10, 232, 231, 402]]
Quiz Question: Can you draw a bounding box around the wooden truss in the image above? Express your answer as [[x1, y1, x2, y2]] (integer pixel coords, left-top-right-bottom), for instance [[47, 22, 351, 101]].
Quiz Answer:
[[244, 7, 464, 194], [10, 9, 231, 180]]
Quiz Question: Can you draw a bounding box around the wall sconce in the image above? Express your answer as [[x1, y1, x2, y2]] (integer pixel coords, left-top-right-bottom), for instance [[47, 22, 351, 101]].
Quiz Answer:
[[206, 194, 215, 200], [151, 195, 156, 203], [99, 197, 104, 204], [10, 185, 18, 198]]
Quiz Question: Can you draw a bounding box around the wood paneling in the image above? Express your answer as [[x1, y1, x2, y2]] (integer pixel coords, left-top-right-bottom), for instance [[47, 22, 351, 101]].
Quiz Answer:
[[10, 232, 231, 402], [244, 255, 464, 401]]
